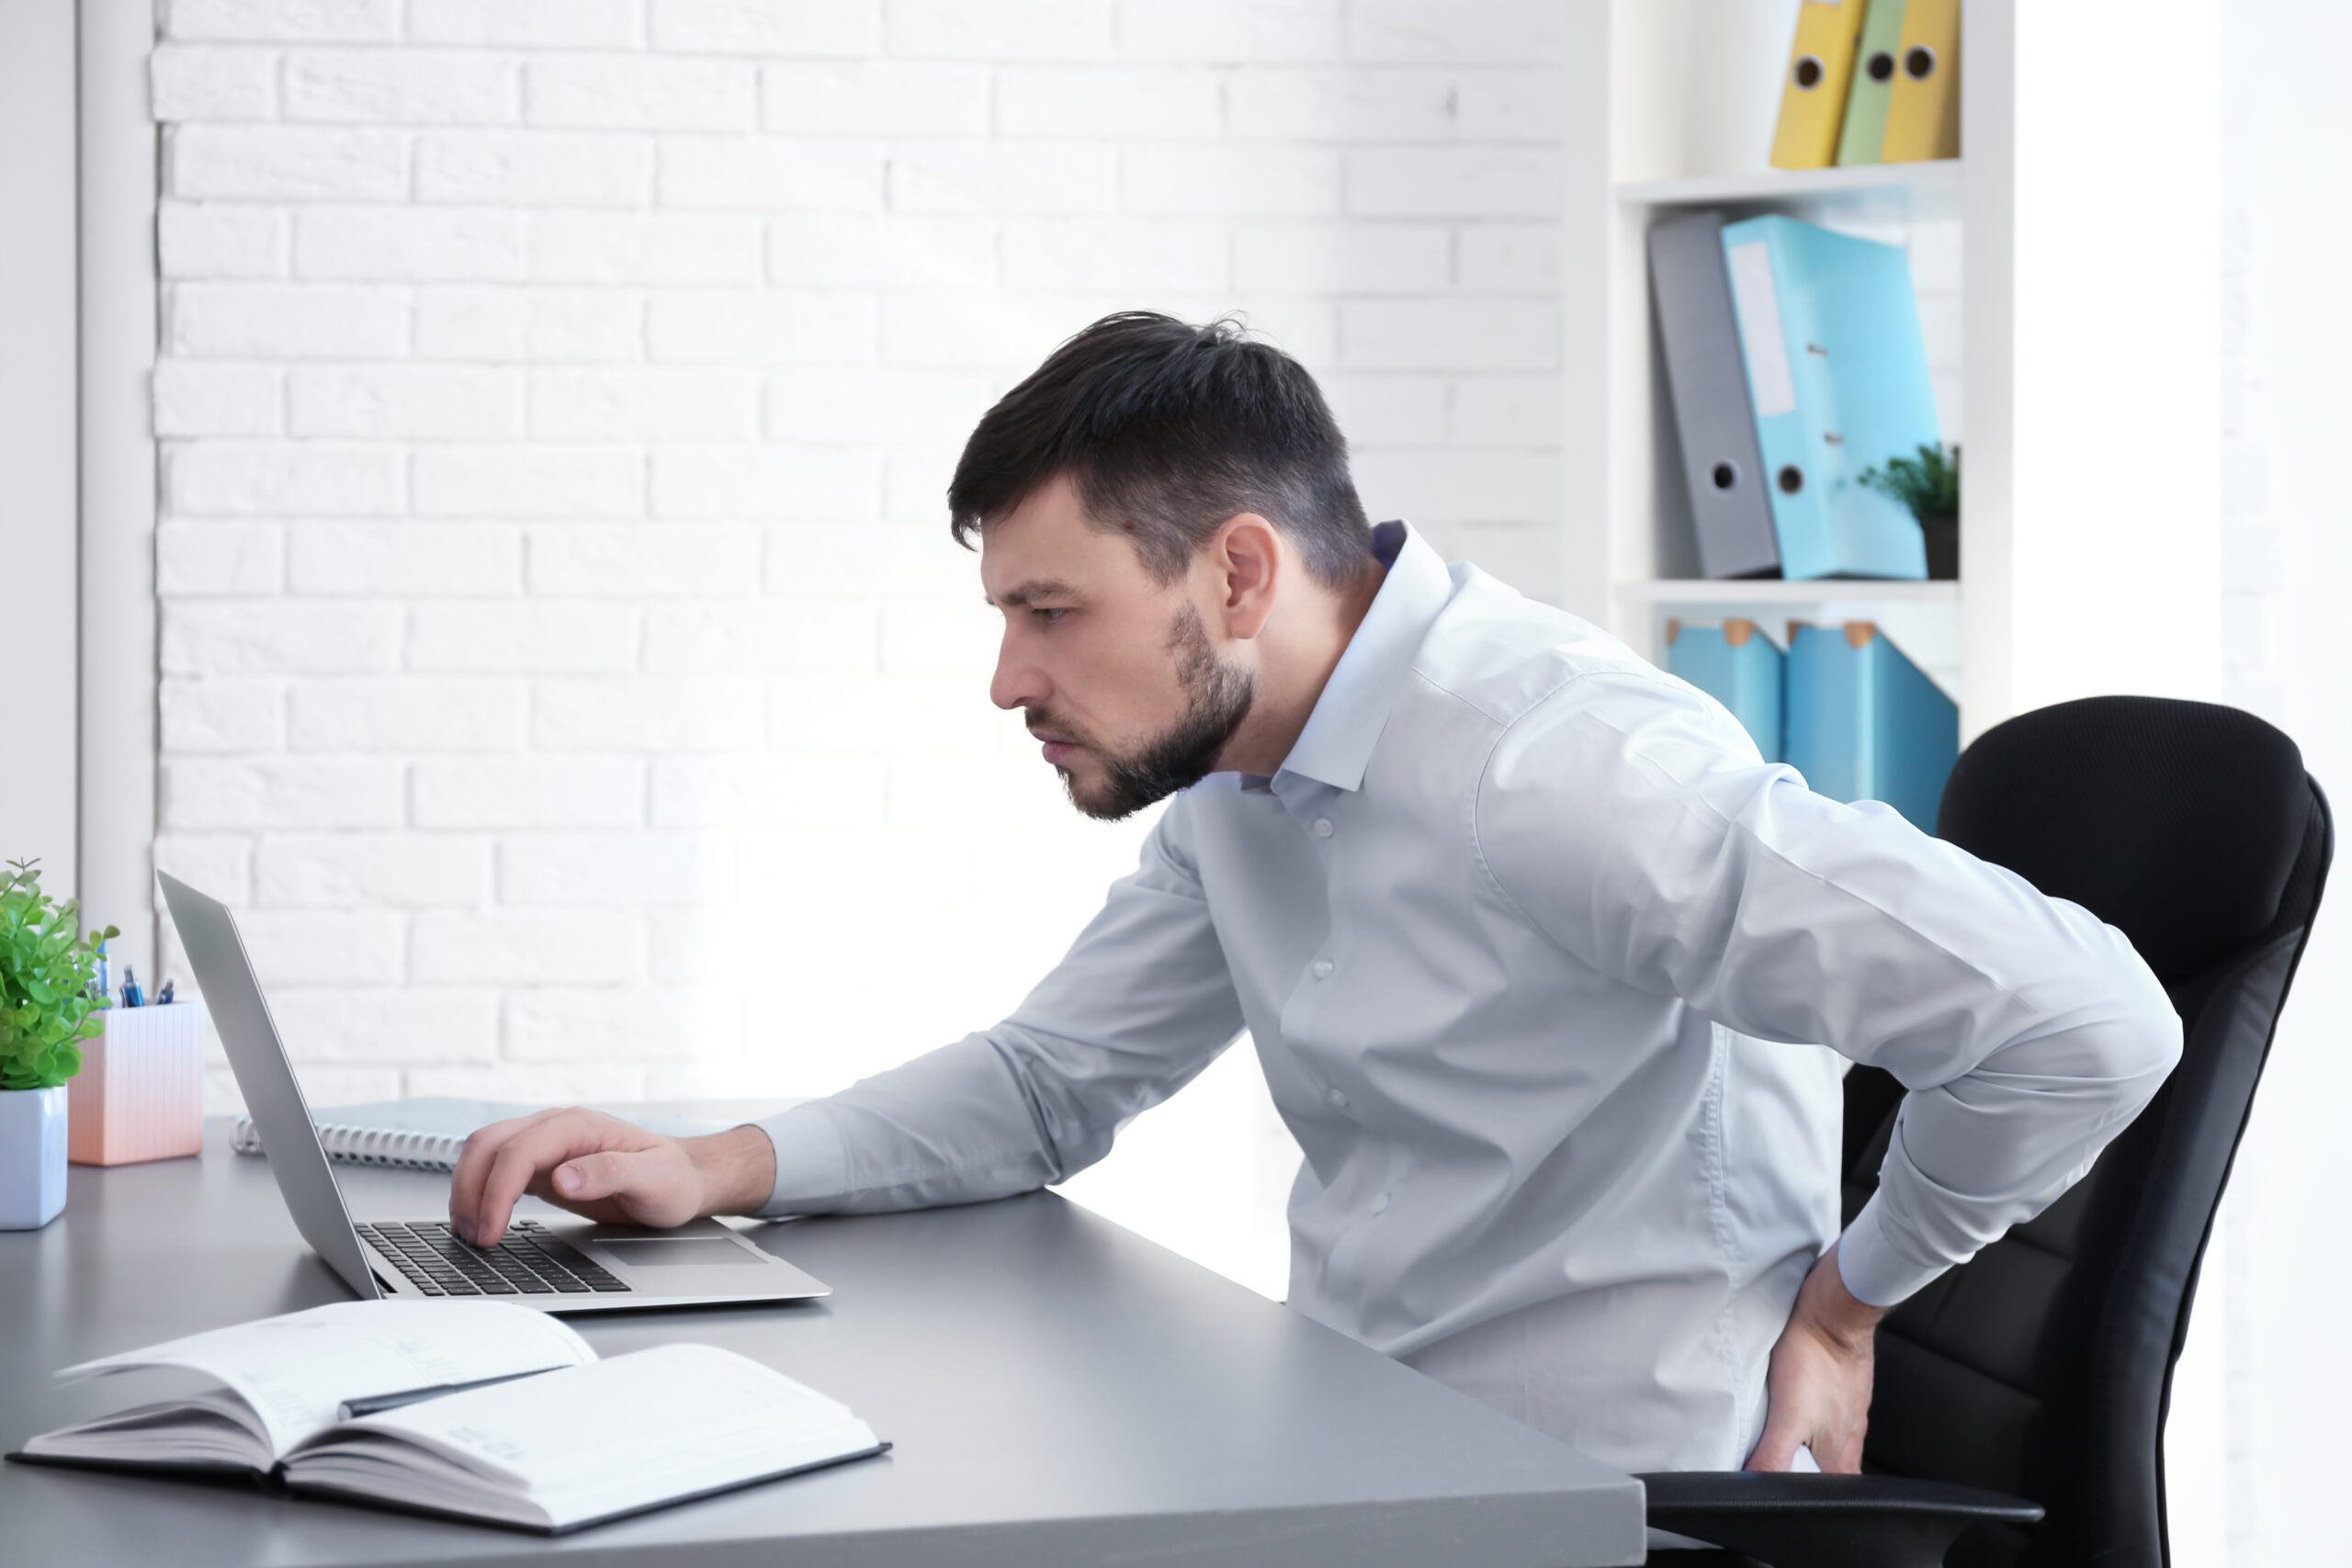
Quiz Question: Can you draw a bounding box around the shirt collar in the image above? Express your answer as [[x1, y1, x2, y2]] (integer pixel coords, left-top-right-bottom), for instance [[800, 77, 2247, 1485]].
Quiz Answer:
[[1241, 519, 1453, 795]]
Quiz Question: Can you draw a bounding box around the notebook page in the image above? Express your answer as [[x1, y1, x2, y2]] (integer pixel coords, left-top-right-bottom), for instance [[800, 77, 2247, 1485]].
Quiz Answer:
[[20, 1393, 271, 1469], [329, 1344, 876, 1526], [56, 1301, 595, 1460]]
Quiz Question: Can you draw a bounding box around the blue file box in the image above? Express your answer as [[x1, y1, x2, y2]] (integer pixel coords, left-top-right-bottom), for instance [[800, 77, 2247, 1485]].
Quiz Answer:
[[1664, 617, 1786, 763], [1782, 620, 1958, 830]]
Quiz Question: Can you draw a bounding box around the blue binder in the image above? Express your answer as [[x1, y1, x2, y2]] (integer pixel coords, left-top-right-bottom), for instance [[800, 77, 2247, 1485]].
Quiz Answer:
[[1664, 618, 1786, 762], [1781, 620, 1956, 830], [1719, 215, 1938, 580]]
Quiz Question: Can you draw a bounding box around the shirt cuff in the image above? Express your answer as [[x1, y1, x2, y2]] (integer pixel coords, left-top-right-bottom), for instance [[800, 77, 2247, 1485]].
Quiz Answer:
[[750, 1100, 849, 1218], [1836, 1197, 1947, 1309]]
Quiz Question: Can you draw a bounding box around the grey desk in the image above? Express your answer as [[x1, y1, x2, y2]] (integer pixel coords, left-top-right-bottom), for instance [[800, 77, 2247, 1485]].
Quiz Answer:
[[0, 1111, 1645, 1566]]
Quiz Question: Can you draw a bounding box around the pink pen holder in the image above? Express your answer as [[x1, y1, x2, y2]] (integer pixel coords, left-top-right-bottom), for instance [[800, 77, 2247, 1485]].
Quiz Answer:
[[67, 999, 208, 1166]]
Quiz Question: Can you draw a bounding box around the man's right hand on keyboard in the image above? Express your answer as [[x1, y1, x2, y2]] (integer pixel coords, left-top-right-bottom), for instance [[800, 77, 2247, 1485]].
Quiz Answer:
[[447, 1107, 779, 1247]]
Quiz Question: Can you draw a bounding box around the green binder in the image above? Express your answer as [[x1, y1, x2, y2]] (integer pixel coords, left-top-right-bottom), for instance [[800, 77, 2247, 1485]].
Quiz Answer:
[[1835, 0, 1908, 165]]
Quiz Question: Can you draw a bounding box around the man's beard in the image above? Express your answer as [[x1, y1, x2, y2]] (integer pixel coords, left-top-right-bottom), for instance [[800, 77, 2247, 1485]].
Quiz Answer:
[[1053, 604, 1254, 823]]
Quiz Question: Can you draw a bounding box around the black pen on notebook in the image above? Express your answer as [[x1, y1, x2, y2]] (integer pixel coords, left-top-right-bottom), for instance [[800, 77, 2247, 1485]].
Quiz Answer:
[[336, 1368, 545, 1422]]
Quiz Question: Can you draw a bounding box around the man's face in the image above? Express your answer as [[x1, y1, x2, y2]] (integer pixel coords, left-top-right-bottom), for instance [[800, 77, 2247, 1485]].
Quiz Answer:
[[981, 474, 1255, 822]]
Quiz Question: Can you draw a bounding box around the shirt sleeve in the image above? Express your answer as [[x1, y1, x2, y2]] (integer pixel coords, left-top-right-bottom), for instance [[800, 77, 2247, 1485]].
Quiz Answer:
[[1472, 669, 2183, 1307], [748, 786, 1248, 1219]]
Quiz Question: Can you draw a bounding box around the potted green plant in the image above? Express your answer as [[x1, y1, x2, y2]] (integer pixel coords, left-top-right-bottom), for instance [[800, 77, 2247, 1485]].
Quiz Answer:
[[1857, 442, 1960, 581], [1, 859, 116, 1229]]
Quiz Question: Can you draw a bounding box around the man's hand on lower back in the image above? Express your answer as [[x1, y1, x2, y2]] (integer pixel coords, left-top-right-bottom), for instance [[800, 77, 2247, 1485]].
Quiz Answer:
[[447, 1107, 778, 1247], [1746, 1237, 1886, 1473]]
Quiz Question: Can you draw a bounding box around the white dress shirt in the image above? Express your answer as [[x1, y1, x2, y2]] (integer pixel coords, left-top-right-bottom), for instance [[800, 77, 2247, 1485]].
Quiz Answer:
[[753, 519, 2181, 1472]]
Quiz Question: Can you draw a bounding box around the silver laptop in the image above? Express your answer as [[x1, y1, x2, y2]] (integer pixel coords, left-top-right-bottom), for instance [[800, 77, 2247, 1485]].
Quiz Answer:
[[159, 872, 831, 1313]]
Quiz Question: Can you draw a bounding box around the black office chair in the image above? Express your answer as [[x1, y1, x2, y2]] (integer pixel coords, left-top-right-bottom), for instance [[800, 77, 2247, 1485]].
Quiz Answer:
[[1645, 695, 2334, 1568]]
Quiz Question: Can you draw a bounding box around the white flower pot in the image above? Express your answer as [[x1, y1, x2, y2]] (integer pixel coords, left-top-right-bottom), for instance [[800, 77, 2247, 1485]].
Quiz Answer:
[[0, 1085, 69, 1229]]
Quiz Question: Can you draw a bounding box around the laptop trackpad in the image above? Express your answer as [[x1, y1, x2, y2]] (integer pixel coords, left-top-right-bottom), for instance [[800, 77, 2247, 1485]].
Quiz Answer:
[[598, 1238, 774, 1269]]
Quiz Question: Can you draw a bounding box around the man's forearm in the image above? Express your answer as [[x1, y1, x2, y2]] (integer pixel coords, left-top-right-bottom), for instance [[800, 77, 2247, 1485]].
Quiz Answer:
[[1815, 1238, 1888, 1351], [687, 1124, 779, 1217], [745, 1031, 1111, 1220]]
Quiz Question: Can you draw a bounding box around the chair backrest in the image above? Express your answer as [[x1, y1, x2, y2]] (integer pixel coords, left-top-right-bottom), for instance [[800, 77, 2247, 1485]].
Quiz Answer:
[[1842, 696, 2332, 1567]]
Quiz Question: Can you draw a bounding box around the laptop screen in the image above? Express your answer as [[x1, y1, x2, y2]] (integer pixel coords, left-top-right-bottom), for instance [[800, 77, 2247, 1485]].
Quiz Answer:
[[157, 872, 381, 1301]]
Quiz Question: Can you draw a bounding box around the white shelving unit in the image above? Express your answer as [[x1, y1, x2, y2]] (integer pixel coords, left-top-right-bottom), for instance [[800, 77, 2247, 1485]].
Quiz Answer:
[[1561, 1, 2223, 746], [1615, 158, 1962, 217]]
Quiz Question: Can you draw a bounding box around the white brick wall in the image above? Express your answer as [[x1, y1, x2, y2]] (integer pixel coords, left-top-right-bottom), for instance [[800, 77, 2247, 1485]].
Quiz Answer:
[[149, 2, 1566, 1279]]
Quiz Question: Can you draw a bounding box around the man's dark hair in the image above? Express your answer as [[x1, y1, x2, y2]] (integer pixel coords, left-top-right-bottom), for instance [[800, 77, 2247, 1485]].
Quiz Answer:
[[947, 311, 1374, 592]]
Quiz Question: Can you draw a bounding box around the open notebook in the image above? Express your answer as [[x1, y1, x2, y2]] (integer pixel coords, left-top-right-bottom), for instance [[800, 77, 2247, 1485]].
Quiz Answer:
[[7, 1301, 888, 1534]]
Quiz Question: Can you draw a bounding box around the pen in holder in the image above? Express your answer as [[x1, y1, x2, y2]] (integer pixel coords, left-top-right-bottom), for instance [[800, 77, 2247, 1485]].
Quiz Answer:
[[68, 998, 208, 1166]]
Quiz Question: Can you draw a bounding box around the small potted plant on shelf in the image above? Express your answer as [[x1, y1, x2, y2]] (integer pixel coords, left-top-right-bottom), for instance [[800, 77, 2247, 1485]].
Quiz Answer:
[[1857, 442, 1960, 581], [1, 859, 116, 1229]]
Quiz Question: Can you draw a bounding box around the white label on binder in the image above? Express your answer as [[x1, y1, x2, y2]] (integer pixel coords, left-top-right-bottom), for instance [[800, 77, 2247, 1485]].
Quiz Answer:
[[1725, 241, 1795, 418]]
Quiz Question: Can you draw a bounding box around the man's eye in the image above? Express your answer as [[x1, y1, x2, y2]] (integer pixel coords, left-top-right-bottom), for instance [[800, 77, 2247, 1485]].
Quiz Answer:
[[1031, 607, 1068, 625]]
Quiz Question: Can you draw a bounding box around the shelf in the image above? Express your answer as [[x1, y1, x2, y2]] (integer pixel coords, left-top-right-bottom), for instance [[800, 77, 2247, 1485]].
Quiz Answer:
[[1614, 160, 1962, 220], [1573, 4, 2227, 749], [1617, 579, 1962, 605]]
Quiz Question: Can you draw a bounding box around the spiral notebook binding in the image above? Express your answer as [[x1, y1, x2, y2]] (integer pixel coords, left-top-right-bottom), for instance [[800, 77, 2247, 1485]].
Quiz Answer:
[[341, 1124, 461, 1170], [231, 1116, 469, 1173]]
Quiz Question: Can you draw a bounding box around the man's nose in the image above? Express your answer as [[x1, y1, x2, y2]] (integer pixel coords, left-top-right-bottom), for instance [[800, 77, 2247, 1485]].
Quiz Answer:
[[990, 639, 1046, 713]]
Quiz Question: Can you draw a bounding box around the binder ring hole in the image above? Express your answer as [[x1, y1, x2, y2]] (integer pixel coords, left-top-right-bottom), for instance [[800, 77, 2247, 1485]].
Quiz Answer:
[[1867, 51, 1896, 84], [1905, 46, 1938, 80], [1776, 466, 1805, 496], [1711, 462, 1739, 492], [1792, 54, 1824, 90]]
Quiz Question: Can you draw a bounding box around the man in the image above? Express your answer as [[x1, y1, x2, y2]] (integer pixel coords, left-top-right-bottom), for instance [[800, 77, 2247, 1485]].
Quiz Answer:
[[449, 311, 2182, 1476]]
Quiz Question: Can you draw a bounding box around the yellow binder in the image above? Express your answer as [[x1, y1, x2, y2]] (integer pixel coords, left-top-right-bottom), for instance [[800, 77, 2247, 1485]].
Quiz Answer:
[[1882, 0, 1961, 162], [1769, 1, 1867, 170]]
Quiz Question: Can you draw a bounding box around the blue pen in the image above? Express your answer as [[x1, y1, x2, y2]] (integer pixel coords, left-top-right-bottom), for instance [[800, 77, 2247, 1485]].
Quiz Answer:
[[120, 965, 144, 1009], [155, 978, 175, 1006], [96, 940, 109, 1001]]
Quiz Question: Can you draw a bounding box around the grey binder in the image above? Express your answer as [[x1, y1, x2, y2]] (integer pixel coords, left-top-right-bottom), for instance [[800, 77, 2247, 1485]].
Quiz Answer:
[[1648, 211, 1781, 579]]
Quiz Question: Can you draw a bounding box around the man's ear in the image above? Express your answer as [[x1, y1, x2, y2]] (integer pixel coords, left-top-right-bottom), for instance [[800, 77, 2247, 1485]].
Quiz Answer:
[[1211, 513, 1280, 641]]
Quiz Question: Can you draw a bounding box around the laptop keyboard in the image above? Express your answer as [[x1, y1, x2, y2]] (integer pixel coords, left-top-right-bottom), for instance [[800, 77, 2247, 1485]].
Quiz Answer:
[[356, 1219, 631, 1297]]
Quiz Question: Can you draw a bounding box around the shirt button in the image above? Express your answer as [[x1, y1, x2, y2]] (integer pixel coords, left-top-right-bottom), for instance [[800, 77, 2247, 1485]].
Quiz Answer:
[[1327, 1088, 1349, 1109], [1311, 958, 1334, 980], [1312, 817, 1334, 838], [1372, 1192, 1391, 1215]]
